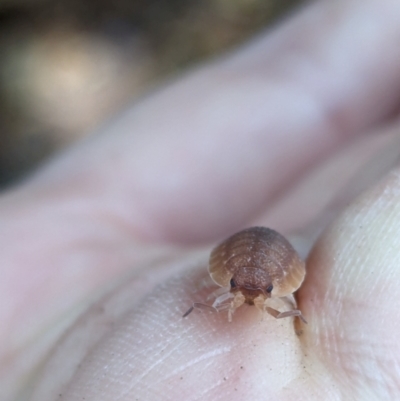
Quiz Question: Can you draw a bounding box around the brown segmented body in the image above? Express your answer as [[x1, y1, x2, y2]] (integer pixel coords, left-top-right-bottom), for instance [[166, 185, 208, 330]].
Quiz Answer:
[[209, 226, 306, 301], [183, 227, 307, 323]]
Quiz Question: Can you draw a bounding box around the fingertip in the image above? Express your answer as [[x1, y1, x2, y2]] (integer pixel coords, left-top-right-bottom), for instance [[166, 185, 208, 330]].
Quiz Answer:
[[299, 168, 400, 397]]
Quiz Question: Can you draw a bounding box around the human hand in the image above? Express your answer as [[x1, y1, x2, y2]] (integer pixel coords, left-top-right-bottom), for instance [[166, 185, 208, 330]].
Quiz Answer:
[[2, 0, 400, 400]]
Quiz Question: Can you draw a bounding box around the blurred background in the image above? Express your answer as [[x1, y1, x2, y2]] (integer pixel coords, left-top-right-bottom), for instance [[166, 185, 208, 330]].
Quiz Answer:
[[0, 0, 303, 187]]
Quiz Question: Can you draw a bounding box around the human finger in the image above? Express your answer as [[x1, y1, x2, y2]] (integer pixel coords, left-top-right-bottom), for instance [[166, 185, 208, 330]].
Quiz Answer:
[[23, 0, 400, 244], [299, 165, 400, 399], [30, 147, 400, 401]]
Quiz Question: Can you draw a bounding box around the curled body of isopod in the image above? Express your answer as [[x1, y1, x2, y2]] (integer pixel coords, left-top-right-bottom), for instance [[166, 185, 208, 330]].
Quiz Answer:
[[183, 227, 307, 323]]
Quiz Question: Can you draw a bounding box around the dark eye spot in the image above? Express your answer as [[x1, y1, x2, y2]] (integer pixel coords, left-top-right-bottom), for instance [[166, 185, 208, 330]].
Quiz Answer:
[[230, 278, 236, 288], [266, 284, 273, 293]]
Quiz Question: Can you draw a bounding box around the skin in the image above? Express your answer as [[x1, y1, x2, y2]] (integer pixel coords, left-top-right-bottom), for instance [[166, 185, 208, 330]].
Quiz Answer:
[[2, 0, 400, 399]]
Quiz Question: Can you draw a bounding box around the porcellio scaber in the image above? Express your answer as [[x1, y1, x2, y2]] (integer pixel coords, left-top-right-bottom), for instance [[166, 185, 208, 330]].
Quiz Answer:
[[183, 227, 307, 323]]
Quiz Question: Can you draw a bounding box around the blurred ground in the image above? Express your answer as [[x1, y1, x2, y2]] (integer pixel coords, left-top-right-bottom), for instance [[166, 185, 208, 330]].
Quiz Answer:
[[0, 0, 303, 187]]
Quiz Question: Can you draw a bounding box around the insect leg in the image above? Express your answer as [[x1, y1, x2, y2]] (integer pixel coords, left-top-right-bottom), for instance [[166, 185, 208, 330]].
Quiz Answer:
[[227, 292, 245, 322], [182, 302, 217, 318], [264, 306, 307, 324], [206, 286, 230, 301]]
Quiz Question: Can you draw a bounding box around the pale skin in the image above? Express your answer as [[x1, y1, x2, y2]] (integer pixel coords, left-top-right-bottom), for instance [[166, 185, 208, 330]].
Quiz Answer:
[[3, 0, 400, 400]]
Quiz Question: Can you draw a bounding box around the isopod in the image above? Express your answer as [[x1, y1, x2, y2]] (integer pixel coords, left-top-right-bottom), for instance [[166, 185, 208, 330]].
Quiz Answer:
[[183, 227, 307, 323]]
